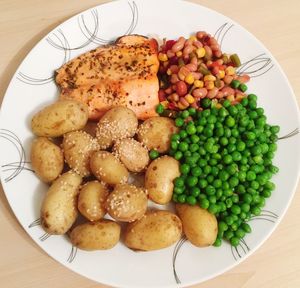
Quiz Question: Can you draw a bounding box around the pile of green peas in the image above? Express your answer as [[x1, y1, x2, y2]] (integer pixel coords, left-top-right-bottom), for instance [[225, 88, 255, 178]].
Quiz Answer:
[[169, 95, 280, 247]]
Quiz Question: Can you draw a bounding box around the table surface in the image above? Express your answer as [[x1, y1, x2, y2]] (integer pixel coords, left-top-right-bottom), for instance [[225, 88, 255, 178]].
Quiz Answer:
[[0, 0, 300, 287]]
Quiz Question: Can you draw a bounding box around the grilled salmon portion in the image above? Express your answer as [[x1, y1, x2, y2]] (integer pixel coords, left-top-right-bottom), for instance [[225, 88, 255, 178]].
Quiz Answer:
[[55, 35, 160, 120]]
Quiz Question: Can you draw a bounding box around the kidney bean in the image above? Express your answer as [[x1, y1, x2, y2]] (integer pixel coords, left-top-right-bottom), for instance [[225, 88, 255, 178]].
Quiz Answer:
[[191, 102, 199, 108], [176, 81, 188, 96], [170, 74, 180, 84], [183, 45, 194, 57], [172, 37, 185, 52], [185, 63, 197, 72], [158, 90, 166, 101], [207, 87, 219, 98], [169, 56, 178, 65], [221, 86, 235, 96], [165, 87, 173, 95], [214, 50, 222, 58], [237, 74, 250, 83], [190, 57, 198, 66], [167, 50, 175, 58], [211, 44, 220, 51], [224, 75, 234, 85], [196, 31, 206, 39], [192, 88, 208, 98], [169, 65, 179, 74], [191, 72, 201, 80], [216, 91, 224, 99], [193, 40, 203, 48], [185, 39, 194, 47], [169, 93, 179, 102], [180, 97, 190, 107], [212, 66, 219, 75]]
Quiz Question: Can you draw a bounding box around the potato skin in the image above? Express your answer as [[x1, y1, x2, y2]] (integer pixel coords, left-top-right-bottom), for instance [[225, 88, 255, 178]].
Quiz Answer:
[[90, 151, 129, 185], [70, 220, 121, 251], [105, 184, 147, 222], [41, 171, 82, 235], [30, 137, 63, 183], [145, 156, 180, 204], [137, 117, 179, 153], [176, 204, 218, 247], [31, 100, 89, 137], [96, 107, 138, 149], [62, 131, 99, 177], [113, 138, 149, 172], [78, 181, 109, 221], [124, 210, 182, 251]]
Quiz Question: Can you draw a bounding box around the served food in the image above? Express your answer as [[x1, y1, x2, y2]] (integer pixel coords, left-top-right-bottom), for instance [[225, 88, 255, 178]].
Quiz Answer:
[[30, 31, 279, 253], [56, 35, 160, 120]]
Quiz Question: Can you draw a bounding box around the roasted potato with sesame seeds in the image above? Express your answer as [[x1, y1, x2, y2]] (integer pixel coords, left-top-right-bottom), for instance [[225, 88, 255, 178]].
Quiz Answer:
[[137, 117, 179, 153], [105, 184, 147, 222], [96, 106, 138, 149], [145, 156, 180, 204], [124, 210, 182, 251], [62, 131, 99, 177], [41, 171, 82, 235], [30, 137, 64, 183], [113, 138, 149, 172], [31, 100, 89, 137], [78, 181, 109, 221], [70, 220, 121, 251], [90, 151, 129, 185]]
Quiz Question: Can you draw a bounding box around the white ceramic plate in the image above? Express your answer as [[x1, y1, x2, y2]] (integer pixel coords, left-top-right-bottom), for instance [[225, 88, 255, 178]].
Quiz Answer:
[[1, 0, 299, 287]]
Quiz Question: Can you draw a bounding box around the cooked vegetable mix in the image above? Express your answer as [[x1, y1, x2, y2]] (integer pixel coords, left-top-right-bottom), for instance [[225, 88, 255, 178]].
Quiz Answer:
[[170, 95, 279, 246]]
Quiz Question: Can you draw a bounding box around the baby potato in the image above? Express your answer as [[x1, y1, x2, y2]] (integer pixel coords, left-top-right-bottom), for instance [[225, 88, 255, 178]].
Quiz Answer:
[[62, 131, 99, 177], [96, 106, 138, 149], [41, 171, 82, 235], [90, 151, 129, 185], [105, 184, 147, 222], [31, 137, 63, 183], [78, 181, 109, 221], [70, 220, 121, 251], [31, 100, 89, 137], [113, 138, 149, 172], [145, 156, 180, 204], [176, 204, 218, 247], [124, 210, 182, 251], [137, 117, 179, 153]]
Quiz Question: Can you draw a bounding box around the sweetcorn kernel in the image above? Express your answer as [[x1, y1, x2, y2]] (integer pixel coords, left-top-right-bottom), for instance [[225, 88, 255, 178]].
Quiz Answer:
[[189, 35, 197, 42], [176, 51, 183, 57], [225, 66, 235, 76], [227, 94, 235, 101], [215, 103, 222, 109], [196, 47, 206, 58], [204, 75, 217, 82], [194, 80, 204, 88], [185, 73, 195, 85], [160, 101, 169, 108], [236, 94, 244, 102], [178, 102, 188, 110], [185, 94, 195, 104], [205, 81, 214, 90], [166, 69, 172, 75], [158, 53, 168, 62], [218, 70, 225, 79]]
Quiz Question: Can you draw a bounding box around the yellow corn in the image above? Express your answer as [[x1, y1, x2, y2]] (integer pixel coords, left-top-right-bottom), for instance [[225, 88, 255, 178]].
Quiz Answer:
[[185, 94, 195, 104], [225, 66, 235, 76], [176, 51, 183, 57], [205, 81, 214, 90], [178, 102, 188, 110], [166, 69, 172, 75], [160, 101, 169, 108], [218, 70, 225, 79], [196, 47, 206, 58], [215, 103, 222, 109], [158, 53, 168, 62], [204, 75, 217, 82], [189, 35, 197, 42], [236, 94, 244, 102], [194, 80, 204, 88], [227, 94, 235, 101], [185, 73, 195, 85]]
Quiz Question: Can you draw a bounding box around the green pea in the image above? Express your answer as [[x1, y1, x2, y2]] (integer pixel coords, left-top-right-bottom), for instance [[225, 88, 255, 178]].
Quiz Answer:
[[229, 177, 239, 188], [219, 170, 229, 181], [224, 230, 234, 240], [213, 179, 222, 188], [173, 186, 184, 194], [191, 167, 202, 177], [241, 203, 250, 213], [246, 171, 256, 181], [149, 149, 159, 159], [175, 118, 184, 127], [243, 193, 252, 204], [177, 194, 186, 203], [227, 144, 236, 153], [180, 164, 190, 175], [178, 142, 189, 152], [191, 134, 200, 143], [220, 137, 229, 146], [186, 176, 198, 187], [251, 146, 262, 156], [213, 237, 222, 247], [235, 228, 246, 239], [231, 79, 240, 89], [205, 185, 216, 195], [191, 187, 200, 197], [225, 116, 235, 127], [208, 203, 219, 214], [223, 154, 233, 164], [174, 177, 185, 188], [248, 99, 257, 109], [241, 97, 248, 107], [201, 98, 212, 109], [236, 141, 246, 152], [188, 107, 197, 116], [262, 189, 272, 198], [239, 83, 247, 92], [199, 179, 208, 188], [218, 107, 228, 118], [186, 195, 197, 205], [251, 206, 261, 216], [200, 198, 210, 209], [174, 151, 183, 160]]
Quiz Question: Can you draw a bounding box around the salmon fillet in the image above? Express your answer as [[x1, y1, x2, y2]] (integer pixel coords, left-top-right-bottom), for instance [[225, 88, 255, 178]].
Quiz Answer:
[[55, 35, 160, 120]]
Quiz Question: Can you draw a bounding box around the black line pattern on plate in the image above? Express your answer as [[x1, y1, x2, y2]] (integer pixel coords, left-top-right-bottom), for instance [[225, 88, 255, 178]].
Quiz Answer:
[[172, 236, 187, 284], [0, 129, 30, 182], [28, 218, 41, 228], [231, 210, 279, 260], [67, 245, 78, 263], [278, 128, 299, 140], [236, 53, 274, 77], [39, 232, 51, 242], [78, 1, 138, 45], [214, 22, 234, 48]]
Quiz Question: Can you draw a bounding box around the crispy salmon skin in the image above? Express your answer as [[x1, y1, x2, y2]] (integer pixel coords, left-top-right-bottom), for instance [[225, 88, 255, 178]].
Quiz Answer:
[[55, 35, 159, 120]]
